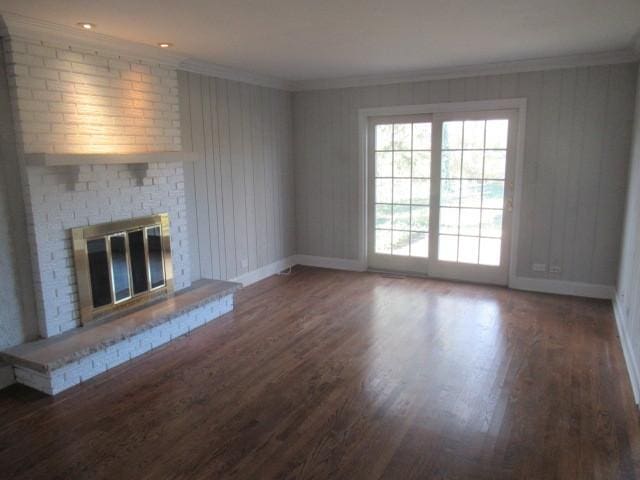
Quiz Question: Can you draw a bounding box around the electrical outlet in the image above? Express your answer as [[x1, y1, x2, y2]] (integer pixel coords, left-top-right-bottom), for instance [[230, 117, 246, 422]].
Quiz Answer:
[[549, 265, 561, 274], [532, 263, 546, 272], [240, 258, 248, 269]]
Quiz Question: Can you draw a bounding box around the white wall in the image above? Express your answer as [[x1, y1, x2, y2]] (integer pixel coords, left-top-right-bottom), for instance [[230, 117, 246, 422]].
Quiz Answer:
[[178, 71, 295, 282], [4, 36, 181, 154], [0, 43, 37, 349], [293, 63, 637, 286], [2, 34, 191, 338], [616, 65, 640, 402]]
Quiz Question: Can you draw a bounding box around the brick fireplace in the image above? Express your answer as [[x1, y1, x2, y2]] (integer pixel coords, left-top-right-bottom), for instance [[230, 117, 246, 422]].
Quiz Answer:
[[0, 30, 241, 394], [4, 34, 191, 337]]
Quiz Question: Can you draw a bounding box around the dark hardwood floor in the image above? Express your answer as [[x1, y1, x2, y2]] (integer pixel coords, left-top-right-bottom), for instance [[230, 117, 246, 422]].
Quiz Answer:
[[1, 266, 639, 479]]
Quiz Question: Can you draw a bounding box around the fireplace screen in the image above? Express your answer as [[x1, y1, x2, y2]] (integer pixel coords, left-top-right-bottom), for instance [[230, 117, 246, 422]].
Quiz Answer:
[[72, 214, 174, 324]]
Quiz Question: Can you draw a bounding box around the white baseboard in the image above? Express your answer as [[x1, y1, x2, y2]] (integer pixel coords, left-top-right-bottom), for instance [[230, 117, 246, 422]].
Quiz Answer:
[[0, 363, 15, 390], [233, 257, 614, 302], [509, 276, 615, 299], [613, 294, 640, 405], [231, 256, 297, 287], [294, 255, 366, 272]]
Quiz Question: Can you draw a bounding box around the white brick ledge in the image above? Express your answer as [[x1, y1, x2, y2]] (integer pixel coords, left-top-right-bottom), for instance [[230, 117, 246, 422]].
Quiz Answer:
[[12, 293, 234, 395]]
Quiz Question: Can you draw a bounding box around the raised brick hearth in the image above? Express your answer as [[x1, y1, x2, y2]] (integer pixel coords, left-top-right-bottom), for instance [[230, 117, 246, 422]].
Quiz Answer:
[[2, 280, 241, 395]]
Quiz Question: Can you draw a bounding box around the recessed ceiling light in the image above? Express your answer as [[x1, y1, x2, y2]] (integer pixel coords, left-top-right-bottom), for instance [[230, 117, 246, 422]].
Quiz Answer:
[[77, 22, 95, 30], [158, 42, 173, 48]]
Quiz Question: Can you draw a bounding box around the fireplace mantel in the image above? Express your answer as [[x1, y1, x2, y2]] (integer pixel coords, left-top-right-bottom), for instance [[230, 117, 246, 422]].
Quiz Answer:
[[23, 151, 200, 190], [24, 151, 200, 167]]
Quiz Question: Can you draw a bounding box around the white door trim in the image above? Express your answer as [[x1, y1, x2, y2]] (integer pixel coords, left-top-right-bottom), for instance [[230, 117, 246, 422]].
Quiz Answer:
[[358, 98, 528, 288]]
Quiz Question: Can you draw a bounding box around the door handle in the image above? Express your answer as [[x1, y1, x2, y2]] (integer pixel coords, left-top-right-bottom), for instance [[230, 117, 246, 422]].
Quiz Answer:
[[506, 198, 513, 212]]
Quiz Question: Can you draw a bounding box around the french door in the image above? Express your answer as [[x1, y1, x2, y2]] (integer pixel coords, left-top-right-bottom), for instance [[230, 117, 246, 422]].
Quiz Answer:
[[367, 110, 517, 285]]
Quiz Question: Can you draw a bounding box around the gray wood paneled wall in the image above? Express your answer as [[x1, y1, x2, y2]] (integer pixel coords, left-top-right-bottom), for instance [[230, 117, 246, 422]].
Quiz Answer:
[[178, 71, 295, 281], [617, 65, 640, 394], [293, 63, 638, 285]]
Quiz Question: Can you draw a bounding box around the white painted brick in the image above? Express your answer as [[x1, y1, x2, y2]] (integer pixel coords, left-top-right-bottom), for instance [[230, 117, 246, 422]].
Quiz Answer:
[[27, 44, 56, 57], [43, 58, 72, 71], [8, 42, 186, 337], [10, 52, 45, 66], [56, 49, 84, 62], [30, 67, 60, 80]]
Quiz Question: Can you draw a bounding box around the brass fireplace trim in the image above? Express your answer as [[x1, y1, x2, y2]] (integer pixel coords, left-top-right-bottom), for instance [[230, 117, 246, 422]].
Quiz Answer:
[[72, 213, 174, 325]]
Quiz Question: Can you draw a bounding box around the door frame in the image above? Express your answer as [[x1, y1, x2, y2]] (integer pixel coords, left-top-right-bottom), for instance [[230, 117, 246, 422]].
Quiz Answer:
[[357, 98, 527, 288]]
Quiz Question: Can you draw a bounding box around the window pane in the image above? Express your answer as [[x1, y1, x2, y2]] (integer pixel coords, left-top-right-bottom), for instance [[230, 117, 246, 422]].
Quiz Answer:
[[440, 179, 460, 207], [87, 238, 111, 308], [439, 207, 459, 234], [147, 226, 165, 289], [393, 151, 412, 177], [484, 150, 506, 179], [486, 119, 509, 149], [110, 234, 131, 302], [462, 150, 483, 178], [412, 151, 431, 177], [128, 229, 148, 295], [412, 122, 431, 150], [439, 235, 458, 261], [410, 232, 428, 258], [411, 179, 430, 205], [482, 180, 505, 209], [458, 236, 479, 264], [375, 229, 392, 254], [460, 180, 482, 207], [443, 121, 463, 150], [481, 209, 503, 238], [393, 179, 411, 204], [375, 152, 392, 177], [393, 124, 412, 150], [392, 205, 411, 230], [479, 237, 501, 266], [392, 230, 411, 256], [441, 150, 461, 178], [376, 179, 392, 203], [459, 208, 481, 236], [411, 205, 429, 231], [463, 120, 485, 149], [376, 124, 392, 151], [375, 204, 392, 229]]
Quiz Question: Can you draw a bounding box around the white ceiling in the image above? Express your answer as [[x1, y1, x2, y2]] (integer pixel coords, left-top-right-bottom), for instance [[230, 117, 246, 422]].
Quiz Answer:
[[1, 0, 639, 82]]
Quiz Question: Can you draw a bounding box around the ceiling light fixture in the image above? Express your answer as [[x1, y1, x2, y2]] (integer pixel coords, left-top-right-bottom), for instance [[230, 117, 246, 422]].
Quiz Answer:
[[158, 42, 173, 48], [78, 22, 95, 30]]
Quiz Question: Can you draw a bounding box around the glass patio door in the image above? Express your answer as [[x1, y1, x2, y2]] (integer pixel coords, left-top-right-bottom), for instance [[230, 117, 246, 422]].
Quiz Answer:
[[367, 115, 433, 274], [368, 110, 517, 285]]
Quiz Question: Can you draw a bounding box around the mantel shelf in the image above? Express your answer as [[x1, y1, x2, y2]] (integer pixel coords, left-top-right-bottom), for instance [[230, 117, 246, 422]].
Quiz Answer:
[[24, 151, 200, 167]]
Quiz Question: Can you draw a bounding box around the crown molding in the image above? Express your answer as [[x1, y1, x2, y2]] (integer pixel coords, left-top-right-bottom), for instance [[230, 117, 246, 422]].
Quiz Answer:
[[0, 11, 292, 90], [1, 11, 638, 93], [180, 58, 296, 91], [291, 49, 640, 91]]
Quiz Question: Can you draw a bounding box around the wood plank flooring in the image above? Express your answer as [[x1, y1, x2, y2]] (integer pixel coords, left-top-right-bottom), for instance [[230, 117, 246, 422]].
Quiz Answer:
[[0, 266, 639, 479]]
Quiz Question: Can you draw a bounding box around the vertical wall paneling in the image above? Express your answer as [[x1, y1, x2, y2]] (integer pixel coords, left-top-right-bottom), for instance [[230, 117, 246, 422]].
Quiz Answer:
[[592, 65, 636, 284], [547, 68, 577, 277], [179, 72, 294, 282], [616, 65, 640, 402], [572, 67, 610, 281], [293, 63, 638, 286]]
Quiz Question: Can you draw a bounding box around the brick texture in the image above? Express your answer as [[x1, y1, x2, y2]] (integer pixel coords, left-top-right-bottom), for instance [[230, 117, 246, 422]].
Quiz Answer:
[[13, 294, 234, 395], [3, 37, 181, 154], [23, 162, 191, 337], [1, 34, 192, 339]]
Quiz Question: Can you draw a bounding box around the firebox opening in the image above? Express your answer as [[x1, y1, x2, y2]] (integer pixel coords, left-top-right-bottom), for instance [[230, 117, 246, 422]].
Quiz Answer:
[[72, 213, 174, 324]]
